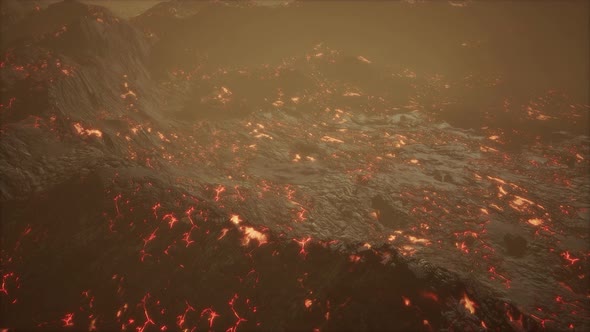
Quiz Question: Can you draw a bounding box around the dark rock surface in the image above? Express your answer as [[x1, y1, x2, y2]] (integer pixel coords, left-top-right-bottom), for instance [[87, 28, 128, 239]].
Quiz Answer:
[[1, 1, 588, 331]]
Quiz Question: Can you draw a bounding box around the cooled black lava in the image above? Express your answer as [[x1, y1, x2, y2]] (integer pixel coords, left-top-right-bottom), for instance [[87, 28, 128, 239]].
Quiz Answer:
[[1, 1, 588, 331]]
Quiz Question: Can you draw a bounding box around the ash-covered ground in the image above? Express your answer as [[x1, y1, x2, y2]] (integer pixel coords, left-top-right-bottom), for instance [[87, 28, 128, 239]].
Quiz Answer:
[[1, 1, 589, 331]]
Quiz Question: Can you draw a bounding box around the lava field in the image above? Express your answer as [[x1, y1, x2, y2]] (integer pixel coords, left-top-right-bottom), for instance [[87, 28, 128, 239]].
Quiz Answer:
[[0, 1, 589, 331]]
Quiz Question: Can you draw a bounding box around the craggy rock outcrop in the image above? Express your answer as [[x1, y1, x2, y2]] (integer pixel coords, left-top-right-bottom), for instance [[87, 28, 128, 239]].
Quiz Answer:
[[0, 0, 166, 201]]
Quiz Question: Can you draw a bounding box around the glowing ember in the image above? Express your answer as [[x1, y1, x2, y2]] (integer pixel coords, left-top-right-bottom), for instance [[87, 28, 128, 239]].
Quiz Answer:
[[73, 123, 102, 138], [61, 313, 74, 327], [240, 226, 268, 246], [61, 68, 74, 76], [182, 230, 194, 247], [152, 203, 161, 218], [488, 266, 511, 289], [460, 293, 477, 314], [254, 133, 273, 139], [527, 218, 543, 226], [0, 272, 14, 296], [420, 291, 439, 302], [321, 136, 344, 143], [455, 241, 469, 253], [176, 301, 195, 330], [560, 251, 580, 266], [349, 255, 361, 263], [402, 296, 411, 306], [200, 308, 219, 329], [120, 90, 137, 99], [487, 176, 507, 185], [138, 293, 155, 332], [185, 207, 197, 226], [407, 235, 430, 245], [142, 228, 157, 247], [228, 294, 247, 332], [294, 237, 312, 257], [296, 208, 307, 222], [230, 214, 242, 225], [512, 196, 533, 206], [218, 228, 230, 240], [162, 213, 178, 228], [214, 185, 226, 202], [357, 55, 371, 64], [480, 145, 499, 153], [157, 132, 171, 142]]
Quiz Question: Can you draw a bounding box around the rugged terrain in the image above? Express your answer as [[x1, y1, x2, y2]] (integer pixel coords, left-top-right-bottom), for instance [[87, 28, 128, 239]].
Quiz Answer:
[[1, 1, 589, 331]]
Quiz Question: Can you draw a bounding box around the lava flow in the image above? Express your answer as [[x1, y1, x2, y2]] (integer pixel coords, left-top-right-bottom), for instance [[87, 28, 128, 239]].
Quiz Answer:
[[1, 1, 588, 331]]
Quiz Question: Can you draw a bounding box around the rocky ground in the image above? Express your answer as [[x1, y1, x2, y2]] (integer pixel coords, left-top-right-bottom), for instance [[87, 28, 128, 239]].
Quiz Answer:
[[1, 1, 588, 331]]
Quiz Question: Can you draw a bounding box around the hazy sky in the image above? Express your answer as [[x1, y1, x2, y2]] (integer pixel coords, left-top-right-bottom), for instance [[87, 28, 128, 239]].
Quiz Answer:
[[62, 1, 294, 18]]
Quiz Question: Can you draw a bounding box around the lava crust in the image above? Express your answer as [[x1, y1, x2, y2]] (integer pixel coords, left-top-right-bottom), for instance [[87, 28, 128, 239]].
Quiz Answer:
[[1, 1, 588, 331]]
